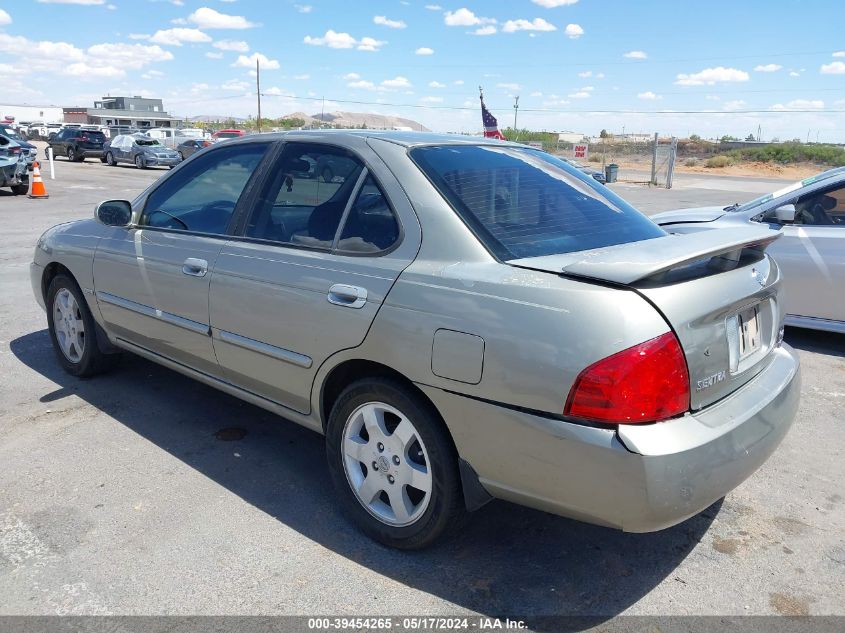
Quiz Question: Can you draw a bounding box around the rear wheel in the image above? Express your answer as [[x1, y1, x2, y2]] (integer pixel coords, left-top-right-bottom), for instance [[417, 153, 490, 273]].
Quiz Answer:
[[46, 275, 118, 377], [326, 378, 465, 549], [105, 152, 116, 166], [135, 155, 145, 169], [66, 147, 76, 162]]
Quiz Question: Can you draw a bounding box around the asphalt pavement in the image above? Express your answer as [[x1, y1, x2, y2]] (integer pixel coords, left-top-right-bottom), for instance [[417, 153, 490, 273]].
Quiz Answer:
[[1, 152, 843, 623]]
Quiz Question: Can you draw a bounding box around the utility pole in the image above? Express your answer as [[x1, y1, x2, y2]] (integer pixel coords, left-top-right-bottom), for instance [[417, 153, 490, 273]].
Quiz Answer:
[[513, 95, 520, 133], [320, 96, 325, 128], [256, 58, 262, 133]]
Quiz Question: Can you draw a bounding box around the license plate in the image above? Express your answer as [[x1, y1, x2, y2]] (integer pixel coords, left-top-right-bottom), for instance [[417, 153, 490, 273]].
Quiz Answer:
[[737, 305, 761, 359]]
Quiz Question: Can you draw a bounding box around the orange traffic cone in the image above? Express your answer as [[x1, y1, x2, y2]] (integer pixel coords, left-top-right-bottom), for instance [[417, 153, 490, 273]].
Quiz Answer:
[[28, 161, 49, 199]]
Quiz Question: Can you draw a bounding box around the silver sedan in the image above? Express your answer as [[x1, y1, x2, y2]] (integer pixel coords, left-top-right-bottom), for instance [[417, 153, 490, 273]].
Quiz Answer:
[[653, 167, 845, 334], [30, 131, 800, 549]]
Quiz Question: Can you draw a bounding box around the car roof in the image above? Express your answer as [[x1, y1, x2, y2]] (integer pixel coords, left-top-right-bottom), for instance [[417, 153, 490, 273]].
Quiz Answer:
[[221, 129, 524, 149]]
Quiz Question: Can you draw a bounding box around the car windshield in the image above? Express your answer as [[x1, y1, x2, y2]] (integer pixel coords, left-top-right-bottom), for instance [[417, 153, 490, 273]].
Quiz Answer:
[[136, 138, 161, 146], [411, 145, 665, 260], [731, 168, 845, 212]]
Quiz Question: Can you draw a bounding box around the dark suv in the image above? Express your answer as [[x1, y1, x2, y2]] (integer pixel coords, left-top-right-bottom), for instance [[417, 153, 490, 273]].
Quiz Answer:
[[47, 128, 106, 162]]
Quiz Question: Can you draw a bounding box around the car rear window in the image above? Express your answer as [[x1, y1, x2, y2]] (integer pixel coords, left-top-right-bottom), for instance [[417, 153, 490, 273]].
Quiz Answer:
[[411, 145, 665, 260], [81, 131, 105, 141], [217, 132, 241, 138]]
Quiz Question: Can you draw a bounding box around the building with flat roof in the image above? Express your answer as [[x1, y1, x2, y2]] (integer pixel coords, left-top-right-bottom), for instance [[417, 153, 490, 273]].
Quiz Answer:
[[63, 96, 182, 128]]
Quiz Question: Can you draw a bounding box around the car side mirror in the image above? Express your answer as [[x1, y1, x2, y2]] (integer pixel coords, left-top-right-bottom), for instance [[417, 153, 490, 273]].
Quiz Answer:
[[774, 204, 796, 223], [95, 200, 133, 227]]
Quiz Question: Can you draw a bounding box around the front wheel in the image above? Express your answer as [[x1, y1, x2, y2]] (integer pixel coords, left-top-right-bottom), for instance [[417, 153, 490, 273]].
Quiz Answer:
[[325, 378, 466, 549], [46, 275, 118, 377], [66, 147, 76, 162], [105, 152, 116, 166], [135, 155, 145, 169]]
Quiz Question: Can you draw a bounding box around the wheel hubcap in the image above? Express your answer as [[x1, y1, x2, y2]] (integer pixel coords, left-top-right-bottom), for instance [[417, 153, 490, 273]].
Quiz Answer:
[[52, 288, 85, 363], [342, 402, 432, 527]]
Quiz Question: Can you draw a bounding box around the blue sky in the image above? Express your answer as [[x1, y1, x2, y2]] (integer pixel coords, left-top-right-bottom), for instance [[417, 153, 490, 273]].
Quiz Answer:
[[1, 0, 844, 140]]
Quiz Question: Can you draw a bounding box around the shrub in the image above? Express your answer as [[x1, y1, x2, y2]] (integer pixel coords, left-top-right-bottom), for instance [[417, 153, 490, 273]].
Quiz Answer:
[[588, 155, 601, 163], [684, 159, 698, 167], [705, 155, 733, 168]]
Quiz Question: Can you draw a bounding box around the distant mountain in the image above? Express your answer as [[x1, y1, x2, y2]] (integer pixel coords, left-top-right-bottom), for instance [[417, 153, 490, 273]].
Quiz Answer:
[[189, 115, 247, 123], [281, 110, 429, 132]]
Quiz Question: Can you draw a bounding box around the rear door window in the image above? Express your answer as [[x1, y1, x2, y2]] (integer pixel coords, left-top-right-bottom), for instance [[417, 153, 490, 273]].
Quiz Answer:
[[411, 145, 665, 259]]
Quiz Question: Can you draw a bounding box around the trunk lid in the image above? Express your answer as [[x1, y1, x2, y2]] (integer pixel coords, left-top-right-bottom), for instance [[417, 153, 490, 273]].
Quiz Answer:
[[650, 206, 727, 226], [508, 227, 784, 410]]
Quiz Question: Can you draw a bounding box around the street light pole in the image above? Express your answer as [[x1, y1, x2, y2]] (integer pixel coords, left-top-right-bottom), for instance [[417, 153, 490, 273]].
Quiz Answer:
[[513, 95, 519, 132], [256, 58, 262, 133]]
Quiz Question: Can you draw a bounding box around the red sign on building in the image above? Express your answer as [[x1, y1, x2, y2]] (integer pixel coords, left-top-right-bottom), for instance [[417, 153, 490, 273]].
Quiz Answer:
[[574, 144, 589, 159]]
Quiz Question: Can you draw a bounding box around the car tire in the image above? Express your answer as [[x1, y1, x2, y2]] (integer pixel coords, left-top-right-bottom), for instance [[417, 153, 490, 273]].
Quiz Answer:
[[325, 378, 466, 549], [66, 148, 76, 162], [178, 151, 185, 160], [105, 152, 116, 166], [321, 166, 333, 183], [11, 184, 28, 195], [46, 274, 119, 378], [135, 155, 145, 169]]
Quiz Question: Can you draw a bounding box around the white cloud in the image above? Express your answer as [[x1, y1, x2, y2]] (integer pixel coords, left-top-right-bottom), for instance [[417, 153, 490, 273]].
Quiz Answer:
[[373, 15, 406, 29], [502, 18, 556, 33], [0, 9, 10, 25], [705, 94, 721, 101], [568, 91, 590, 98], [232, 52, 279, 70], [445, 8, 495, 26], [304, 30, 385, 52], [357, 37, 385, 52], [564, 23, 584, 38], [88, 42, 173, 69], [424, 4, 442, 10], [472, 26, 497, 36], [497, 82, 521, 90], [382, 76, 411, 88], [722, 100, 746, 111], [188, 7, 256, 29], [428, 81, 446, 88], [771, 99, 824, 110], [128, 33, 150, 40], [821, 61, 845, 74], [530, 91, 542, 97], [294, 4, 312, 12], [532, 0, 578, 6], [205, 51, 223, 59], [420, 96, 443, 103], [578, 70, 592, 78], [637, 91, 661, 100], [150, 28, 212, 46], [596, 72, 605, 79], [348, 79, 375, 90], [832, 51, 845, 58], [453, 79, 464, 85], [342, 72, 360, 80], [624, 50, 647, 59], [754, 63, 782, 72], [789, 71, 800, 77], [213, 39, 249, 52], [415, 47, 434, 55], [675, 66, 749, 85], [221, 79, 249, 91], [142, 69, 164, 78]]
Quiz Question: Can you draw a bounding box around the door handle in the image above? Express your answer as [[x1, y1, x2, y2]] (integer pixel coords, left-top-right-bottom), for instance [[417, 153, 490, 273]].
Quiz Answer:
[[327, 284, 368, 309], [182, 258, 208, 277]]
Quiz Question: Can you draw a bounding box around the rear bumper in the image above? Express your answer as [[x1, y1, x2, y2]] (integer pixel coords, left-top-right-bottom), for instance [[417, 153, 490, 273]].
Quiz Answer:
[[80, 149, 104, 158], [422, 344, 800, 532]]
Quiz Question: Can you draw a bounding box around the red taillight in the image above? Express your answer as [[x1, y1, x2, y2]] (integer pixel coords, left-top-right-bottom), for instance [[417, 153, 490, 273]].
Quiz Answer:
[[564, 332, 690, 424]]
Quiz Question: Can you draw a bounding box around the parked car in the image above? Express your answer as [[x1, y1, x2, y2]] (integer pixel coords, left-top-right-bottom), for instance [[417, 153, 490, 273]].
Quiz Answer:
[[561, 157, 607, 184], [0, 135, 29, 194], [175, 138, 212, 160], [211, 129, 245, 141], [103, 134, 181, 169], [30, 131, 800, 549], [47, 127, 106, 162], [0, 124, 37, 167], [652, 166, 845, 334], [106, 125, 142, 140]]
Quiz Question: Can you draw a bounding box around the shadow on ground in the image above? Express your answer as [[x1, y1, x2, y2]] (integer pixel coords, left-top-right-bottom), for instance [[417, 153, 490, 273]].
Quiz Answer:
[[11, 329, 718, 624], [785, 327, 845, 359]]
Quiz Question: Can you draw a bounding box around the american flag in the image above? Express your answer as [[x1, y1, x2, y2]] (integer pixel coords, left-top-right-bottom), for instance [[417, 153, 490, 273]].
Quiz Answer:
[[480, 91, 505, 140]]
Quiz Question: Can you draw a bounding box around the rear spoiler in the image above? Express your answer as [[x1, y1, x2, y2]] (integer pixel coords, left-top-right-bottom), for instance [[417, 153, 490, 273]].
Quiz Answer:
[[507, 226, 781, 285]]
